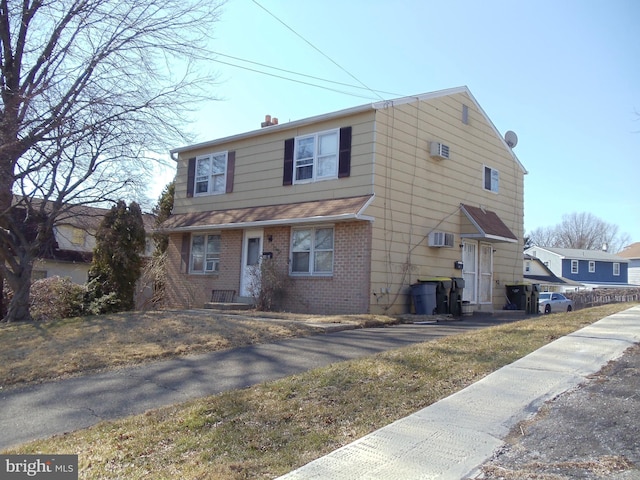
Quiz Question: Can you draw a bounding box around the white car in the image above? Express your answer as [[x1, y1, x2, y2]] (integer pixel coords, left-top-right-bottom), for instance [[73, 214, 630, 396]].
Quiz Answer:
[[538, 292, 573, 314]]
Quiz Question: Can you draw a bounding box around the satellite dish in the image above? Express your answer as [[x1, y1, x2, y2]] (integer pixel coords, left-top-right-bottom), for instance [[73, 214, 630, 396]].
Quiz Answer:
[[504, 130, 518, 148]]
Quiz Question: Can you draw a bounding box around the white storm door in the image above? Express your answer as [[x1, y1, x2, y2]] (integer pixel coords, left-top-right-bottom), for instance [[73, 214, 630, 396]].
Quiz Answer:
[[462, 241, 477, 304], [240, 229, 263, 297], [478, 243, 494, 304]]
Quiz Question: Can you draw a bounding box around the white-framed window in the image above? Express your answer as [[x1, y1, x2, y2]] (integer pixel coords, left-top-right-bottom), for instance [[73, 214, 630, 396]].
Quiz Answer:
[[195, 152, 227, 195], [571, 260, 579, 274], [589, 261, 596, 273], [483, 166, 499, 193], [525, 261, 531, 272], [291, 226, 334, 275], [613, 262, 620, 276], [71, 227, 85, 246], [294, 129, 339, 183], [190, 233, 221, 273]]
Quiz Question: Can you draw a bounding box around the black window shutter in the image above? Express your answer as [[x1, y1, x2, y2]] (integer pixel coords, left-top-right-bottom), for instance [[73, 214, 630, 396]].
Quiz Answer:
[[180, 233, 191, 273], [226, 151, 235, 193], [186, 157, 196, 197], [338, 126, 352, 178], [283, 138, 294, 186]]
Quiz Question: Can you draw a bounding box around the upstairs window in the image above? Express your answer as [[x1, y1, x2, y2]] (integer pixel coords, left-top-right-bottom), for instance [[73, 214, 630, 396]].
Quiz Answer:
[[589, 261, 596, 273], [483, 166, 499, 193], [195, 152, 227, 195], [613, 263, 620, 276], [294, 130, 339, 183]]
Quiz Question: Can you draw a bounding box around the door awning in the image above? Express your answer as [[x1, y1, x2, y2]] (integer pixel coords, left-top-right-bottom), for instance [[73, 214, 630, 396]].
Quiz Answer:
[[459, 204, 518, 243]]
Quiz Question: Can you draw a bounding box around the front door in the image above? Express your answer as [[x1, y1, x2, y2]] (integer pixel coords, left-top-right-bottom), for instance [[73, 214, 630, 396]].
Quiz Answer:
[[240, 229, 263, 297], [462, 241, 477, 303], [478, 243, 493, 304]]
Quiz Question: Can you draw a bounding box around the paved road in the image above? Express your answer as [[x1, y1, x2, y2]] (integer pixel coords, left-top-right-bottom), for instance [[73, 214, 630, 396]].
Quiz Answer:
[[0, 316, 512, 451]]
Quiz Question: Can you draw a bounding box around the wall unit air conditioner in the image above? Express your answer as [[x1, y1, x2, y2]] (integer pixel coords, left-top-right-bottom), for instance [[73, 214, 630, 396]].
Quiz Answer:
[[428, 231, 454, 248], [430, 142, 450, 160]]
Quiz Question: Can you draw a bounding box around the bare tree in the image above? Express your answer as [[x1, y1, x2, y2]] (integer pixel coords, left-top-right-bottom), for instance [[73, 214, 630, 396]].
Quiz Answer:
[[527, 212, 630, 253], [0, 0, 222, 322]]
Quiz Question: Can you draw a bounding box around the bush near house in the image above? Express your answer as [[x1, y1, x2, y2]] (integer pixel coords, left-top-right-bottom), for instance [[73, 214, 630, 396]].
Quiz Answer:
[[29, 276, 86, 322]]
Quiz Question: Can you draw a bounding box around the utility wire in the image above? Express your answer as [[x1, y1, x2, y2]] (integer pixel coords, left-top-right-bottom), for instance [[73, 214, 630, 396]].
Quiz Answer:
[[212, 51, 405, 98], [212, 58, 381, 100], [250, 0, 386, 102]]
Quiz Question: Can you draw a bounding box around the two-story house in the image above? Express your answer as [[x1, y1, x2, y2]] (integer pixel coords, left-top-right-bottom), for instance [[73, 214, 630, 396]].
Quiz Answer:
[[524, 246, 630, 291], [161, 86, 527, 315]]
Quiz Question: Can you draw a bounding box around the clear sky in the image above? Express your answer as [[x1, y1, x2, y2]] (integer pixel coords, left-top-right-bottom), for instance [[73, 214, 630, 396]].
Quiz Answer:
[[151, 0, 640, 246]]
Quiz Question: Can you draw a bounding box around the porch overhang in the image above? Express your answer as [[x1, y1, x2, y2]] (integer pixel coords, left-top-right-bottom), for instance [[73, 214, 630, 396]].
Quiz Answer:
[[159, 195, 375, 232], [459, 204, 518, 244]]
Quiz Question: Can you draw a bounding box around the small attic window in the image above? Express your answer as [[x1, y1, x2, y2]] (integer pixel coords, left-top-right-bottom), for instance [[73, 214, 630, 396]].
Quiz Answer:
[[462, 104, 469, 125]]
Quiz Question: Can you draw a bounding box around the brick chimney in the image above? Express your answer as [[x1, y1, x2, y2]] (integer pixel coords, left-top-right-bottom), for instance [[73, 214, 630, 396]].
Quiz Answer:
[[261, 115, 278, 128]]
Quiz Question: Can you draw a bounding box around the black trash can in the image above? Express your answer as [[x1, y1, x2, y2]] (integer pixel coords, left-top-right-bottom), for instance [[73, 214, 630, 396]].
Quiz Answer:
[[506, 284, 531, 311], [450, 277, 465, 316], [529, 284, 540, 314], [418, 277, 451, 314], [411, 283, 437, 315]]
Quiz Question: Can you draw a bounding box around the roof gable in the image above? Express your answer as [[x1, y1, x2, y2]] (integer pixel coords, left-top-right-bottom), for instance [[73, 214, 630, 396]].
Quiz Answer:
[[372, 87, 526, 175]]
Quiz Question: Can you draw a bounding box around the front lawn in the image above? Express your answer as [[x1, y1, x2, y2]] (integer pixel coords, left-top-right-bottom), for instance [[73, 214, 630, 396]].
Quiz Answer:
[[4, 303, 635, 479]]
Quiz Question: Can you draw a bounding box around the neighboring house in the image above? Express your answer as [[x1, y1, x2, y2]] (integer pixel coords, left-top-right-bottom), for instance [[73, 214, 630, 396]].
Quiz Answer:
[[524, 246, 630, 291], [27, 202, 156, 284], [161, 86, 527, 315], [618, 242, 640, 286], [523, 253, 584, 292]]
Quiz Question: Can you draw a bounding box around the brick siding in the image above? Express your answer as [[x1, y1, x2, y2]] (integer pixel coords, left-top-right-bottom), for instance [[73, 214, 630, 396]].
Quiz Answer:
[[165, 221, 372, 314]]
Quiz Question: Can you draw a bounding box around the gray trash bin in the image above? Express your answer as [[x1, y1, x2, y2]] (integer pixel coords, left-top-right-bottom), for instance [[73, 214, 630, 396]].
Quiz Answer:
[[411, 283, 437, 315], [418, 277, 451, 314]]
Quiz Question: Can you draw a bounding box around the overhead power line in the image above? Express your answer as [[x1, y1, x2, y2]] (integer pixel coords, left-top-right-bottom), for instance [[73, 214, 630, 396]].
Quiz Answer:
[[250, 0, 386, 102], [211, 51, 405, 99]]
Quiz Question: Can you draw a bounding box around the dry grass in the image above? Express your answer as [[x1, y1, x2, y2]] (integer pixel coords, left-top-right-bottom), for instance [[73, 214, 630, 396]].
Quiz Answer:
[[3, 303, 635, 479], [0, 309, 399, 389]]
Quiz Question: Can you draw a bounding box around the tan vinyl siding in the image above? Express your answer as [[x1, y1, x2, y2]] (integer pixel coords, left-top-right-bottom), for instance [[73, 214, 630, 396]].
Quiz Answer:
[[368, 91, 524, 314], [173, 111, 376, 215]]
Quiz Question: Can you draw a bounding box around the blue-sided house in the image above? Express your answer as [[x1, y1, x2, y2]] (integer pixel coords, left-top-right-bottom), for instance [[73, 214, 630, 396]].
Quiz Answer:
[[524, 246, 630, 290]]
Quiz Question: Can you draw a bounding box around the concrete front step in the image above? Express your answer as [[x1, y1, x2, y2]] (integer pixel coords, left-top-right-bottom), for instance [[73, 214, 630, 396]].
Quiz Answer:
[[203, 302, 253, 311]]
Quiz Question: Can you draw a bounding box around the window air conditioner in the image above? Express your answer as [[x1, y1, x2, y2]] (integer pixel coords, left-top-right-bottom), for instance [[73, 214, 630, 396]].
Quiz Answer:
[[430, 142, 450, 160], [428, 231, 454, 248]]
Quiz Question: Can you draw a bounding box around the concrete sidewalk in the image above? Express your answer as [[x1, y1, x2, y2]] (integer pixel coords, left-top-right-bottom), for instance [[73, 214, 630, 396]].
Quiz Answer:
[[278, 305, 640, 479]]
